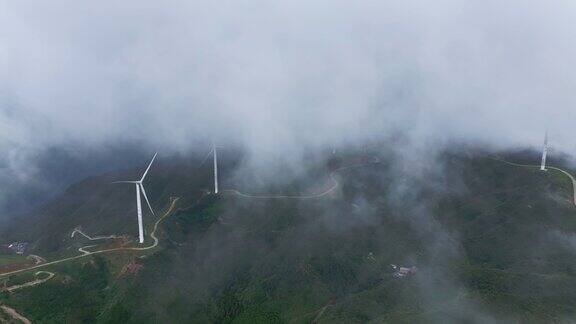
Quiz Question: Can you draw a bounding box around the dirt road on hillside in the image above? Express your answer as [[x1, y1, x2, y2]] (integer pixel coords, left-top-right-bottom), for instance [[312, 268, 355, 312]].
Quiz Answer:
[[495, 158, 576, 206], [223, 161, 379, 199], [0, 196, 181, 278], [1, 305, 31, 324]]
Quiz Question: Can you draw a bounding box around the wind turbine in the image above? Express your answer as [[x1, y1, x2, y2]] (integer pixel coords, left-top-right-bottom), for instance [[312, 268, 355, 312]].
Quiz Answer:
[[113, 153, 157, 244], [540, 132, 548, 171], [213, 142, 218, 194]]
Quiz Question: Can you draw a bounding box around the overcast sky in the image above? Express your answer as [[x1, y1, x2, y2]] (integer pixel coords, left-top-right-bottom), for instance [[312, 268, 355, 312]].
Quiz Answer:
[[1, 0, 576, 184]]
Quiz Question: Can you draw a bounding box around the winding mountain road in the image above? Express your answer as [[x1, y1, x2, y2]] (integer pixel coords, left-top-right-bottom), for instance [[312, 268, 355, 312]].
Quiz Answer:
[[494, 158, 576, 206], [4, 271, 55, 293], [70, 228, 120, 241], [223, 162, 378, 199], [0, 197, 181, 278], [26, 255, 46, 265], [78, 245, 97, 255]]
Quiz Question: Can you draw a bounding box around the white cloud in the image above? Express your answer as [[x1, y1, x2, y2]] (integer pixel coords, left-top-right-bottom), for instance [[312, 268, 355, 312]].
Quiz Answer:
[[1, 0, 575, 171]]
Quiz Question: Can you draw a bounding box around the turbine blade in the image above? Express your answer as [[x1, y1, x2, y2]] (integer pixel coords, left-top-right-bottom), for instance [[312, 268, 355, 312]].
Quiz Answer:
[[139, 183, 155, 216], [197, 147, 214, 168], [111, 181, 138, 184], [140, 152, 157, 182]]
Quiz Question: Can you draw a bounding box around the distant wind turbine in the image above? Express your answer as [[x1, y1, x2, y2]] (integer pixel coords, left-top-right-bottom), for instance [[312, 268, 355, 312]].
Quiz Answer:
[[541, 132, 548, 171], [113, 153, 157, 244], [213, 142, 218, 194]]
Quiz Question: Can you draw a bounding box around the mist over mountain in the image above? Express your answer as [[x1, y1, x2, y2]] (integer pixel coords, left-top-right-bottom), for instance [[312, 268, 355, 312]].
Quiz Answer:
[[2, 144, 576, 322], [2, 1, 576, 323], [2, 0, 576, 188]]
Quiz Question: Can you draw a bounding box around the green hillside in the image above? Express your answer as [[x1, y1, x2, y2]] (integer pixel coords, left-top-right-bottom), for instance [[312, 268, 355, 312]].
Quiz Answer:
[[2, 149, 576, 323]]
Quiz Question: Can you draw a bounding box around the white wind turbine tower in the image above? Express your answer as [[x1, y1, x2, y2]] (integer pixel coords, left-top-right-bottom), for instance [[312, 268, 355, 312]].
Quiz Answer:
[[213, 142, 218, 194], [113, 153, 157, 244], [540, 132, 548, 171]]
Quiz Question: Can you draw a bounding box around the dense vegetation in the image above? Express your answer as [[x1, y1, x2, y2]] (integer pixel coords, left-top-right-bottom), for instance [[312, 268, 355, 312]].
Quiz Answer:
[[2, 148, 576, 323], [0, 254, 26, 267]]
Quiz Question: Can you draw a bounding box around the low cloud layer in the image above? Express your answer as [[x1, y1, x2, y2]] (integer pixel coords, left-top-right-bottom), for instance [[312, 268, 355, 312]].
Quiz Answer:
[[1, 0, 576, 204]]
